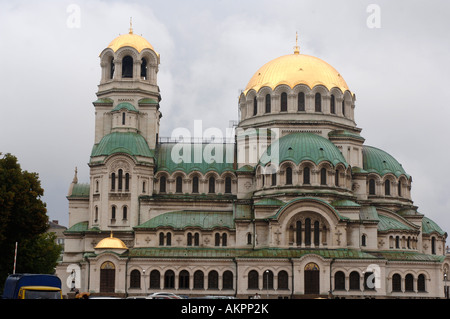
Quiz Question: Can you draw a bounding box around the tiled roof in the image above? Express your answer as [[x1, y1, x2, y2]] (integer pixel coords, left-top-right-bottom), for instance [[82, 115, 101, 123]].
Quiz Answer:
[[135, 211, 235, 230]]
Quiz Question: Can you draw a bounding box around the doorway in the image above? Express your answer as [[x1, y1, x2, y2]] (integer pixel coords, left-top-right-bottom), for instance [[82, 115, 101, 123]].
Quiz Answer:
[[100, 261, 115, 293], [304, 263, 320, 295]]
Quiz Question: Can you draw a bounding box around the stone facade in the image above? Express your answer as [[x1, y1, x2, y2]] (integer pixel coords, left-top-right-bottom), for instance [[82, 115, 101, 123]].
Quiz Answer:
[[55, 29, 450, 299]]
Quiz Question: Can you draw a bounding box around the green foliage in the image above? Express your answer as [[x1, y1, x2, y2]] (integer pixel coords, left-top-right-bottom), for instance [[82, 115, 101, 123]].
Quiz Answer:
[[0, 153, 60, 288]]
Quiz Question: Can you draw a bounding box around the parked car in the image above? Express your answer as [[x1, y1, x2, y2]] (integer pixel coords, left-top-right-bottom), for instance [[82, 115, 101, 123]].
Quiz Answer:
[[146, 292, 183, 299]]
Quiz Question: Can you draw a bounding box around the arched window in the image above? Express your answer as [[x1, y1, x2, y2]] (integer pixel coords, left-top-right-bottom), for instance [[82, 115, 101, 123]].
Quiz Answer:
[[225, 176, 232, 194], [280, 92, 288, 112], [305, 218, 311, 246], [125, 173, 130, 191], [192, 176, 199, 193], [330, 95, 335, 114], [303, 167, 310, 184], [349, 271, 360, 290], [111, 206, 116, 220], [215, 233, 220, 247], [314, 221, 320, 246], [194, 271, 204, 289], [223, 271, 234, 290], [122, 206, 127, 220], [334, 271, 345, 290], [166, 232, 172, 246], [122, 55, 133, 78], [209, 176, 215, 193], [271, 172, 277, 186], [222, 233, 228, 247], [296, 221, 302, 246], [298, 92, 305, 111], [418, 274, 426, 292], [141, 58, 147, 79], [265, 94, 271, 113], [342, 100, 346, 116], [194, 233, 200, 246], [159, 176, 166, 193], [320, 168, 327, 185], [94, 206, 98, 222], [118, 169, 123, 190], [110, 57, 115, 79], [395, 236, 400, 248], [208, 271, 219, 290], [263, 270, 274, 289], [176, 176, 183, 193], [164, 270, 175, 289], [362, 234, 367, 247], [385, 179, 390, 196], [130, 269, 141, 288], [111, 173, 116, 190], [122, 112, 126, 125], [333, 170, 338, 187], [187, 233, 193, 246], [398, 181, 402, 197], [405, 274, 414, 292], [179, 270, 190, 289], [369, 179, 376, 195], [315, 93, 322, 112], [247, 233, 252, 245], [149, 270, 160, 289], [286, 166, 293, 185], [253, 96, 258, 116], [159, 232, 164, 246], [248, 270, 259, 289], [278, 271, 289, 290], [392, 274, 401, 292], [432, 237, 436, 254]]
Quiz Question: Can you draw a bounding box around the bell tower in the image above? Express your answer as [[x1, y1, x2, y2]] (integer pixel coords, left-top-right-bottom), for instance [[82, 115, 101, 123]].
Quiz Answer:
[[94, 21, 161, 150], [87, 24, 160, 232]]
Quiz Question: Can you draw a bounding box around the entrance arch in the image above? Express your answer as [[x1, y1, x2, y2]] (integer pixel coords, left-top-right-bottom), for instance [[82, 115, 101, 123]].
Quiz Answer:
[[304, 262, 320, 294], [100, 261, 116, 293]]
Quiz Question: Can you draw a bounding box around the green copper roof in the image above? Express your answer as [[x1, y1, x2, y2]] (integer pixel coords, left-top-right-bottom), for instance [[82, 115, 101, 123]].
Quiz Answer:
[[422, 216, 446, 235], [65, 221, 89, 233], [136, 211, 234, 230], [91, 132, 154, 159], [331, 199, 360, 208], [254, 198, 285, 206], [69, 183, 90, 197], [259, 132, 348, 168], [111, 102, 138, 112], [156, 143, 234, 174], [377, 214, 413, 232], [362, 146, 409, 178], [328, 130, 365, 141]]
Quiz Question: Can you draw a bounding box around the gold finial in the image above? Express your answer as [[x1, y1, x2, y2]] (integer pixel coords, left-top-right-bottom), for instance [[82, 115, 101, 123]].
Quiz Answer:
[[294, 31, 300, 55], [129, 17, 133, 34]]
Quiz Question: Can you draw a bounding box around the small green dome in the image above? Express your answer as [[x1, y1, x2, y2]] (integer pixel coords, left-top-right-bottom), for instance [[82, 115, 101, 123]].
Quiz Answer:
[[111, 102, 138, 112], [91, 132, 154, 159], [259, 132, 348, 167], [362, 146, 409, 178]]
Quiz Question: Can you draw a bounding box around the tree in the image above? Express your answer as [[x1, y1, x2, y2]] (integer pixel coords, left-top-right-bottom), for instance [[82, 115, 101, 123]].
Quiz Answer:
[[0, 153, 60, 288]]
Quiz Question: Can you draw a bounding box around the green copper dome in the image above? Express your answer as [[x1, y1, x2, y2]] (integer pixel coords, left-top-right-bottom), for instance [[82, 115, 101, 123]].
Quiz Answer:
[[259, 132, 348, 167], [362, 146, 409, 178], [91, 132, 154, 159]]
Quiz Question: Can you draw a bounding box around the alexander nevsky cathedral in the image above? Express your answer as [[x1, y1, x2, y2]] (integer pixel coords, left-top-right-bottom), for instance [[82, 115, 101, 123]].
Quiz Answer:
[[56, 26, 450, 299]]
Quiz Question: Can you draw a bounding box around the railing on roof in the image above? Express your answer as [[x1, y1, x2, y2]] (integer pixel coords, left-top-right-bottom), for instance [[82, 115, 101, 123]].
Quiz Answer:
[[158, 137, 235, 144]]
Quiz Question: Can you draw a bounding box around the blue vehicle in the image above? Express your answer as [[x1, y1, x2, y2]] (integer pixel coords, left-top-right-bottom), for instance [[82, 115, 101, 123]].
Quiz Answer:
[[2, 274, 62, 299]]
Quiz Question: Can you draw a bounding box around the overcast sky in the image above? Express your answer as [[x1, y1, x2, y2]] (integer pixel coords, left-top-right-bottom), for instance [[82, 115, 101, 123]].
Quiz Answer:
[[1, 0, 449, 243]]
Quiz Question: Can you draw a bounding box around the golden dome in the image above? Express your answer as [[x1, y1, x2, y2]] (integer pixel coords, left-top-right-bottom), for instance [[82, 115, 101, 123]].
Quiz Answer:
[[107, 29, 157, 54], [244, 52, 350, 95], [95, 233, 128, 250]]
